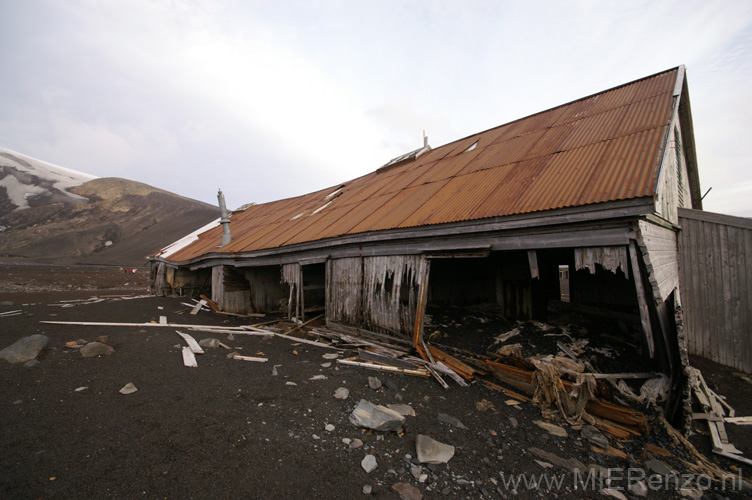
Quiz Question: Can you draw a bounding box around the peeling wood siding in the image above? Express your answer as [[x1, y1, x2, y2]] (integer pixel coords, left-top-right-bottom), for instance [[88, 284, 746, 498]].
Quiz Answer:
[[362, 255, 420, 335], [212, 266, 251, 314], [326, 258, 362, 326], [637, 220, 680, 304], [245, 266, 286, 313], [655, 122, 693, 224], [679, 209, 752, 373], [153, 262, 167, 296], [282, 263, 301, 319], [211, 266, 224, 306], [574, 246, 629, 275]]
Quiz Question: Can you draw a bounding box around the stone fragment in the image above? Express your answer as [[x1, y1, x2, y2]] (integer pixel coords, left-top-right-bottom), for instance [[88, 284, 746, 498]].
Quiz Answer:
[[368, 377, 382, 390], [24, 359, 39, 368], [119, 383, 137, 395], [437, 413, 466, 429], [645, 459, 672, 476], [362, 485, 372, 494], [198, 338, 219, 348], [533, 420, 568, 438], [309, 375, 327, 381], [334, 387, 349, 400], [350, 399, 405, 432], [392, 482, 423, 500], [95, 335, 110, 344], [80, 342, 114, 358], [679, 487, 704, 499], [386, 404, 416, 417], [628, 480, 648, 497], [0, 335, 50, 364], [361, 454, 378, 473], [527, 447, 585, 473], [582, 425, 609, 448], [410, 465, 422, 479], [534, 459, 553, 469], [342, 438, 351, 445], [285, 381, 297, 386], [509, 417, 518, 428], [416, 434, 455, 464], [600, 488, 628, 500], [321, 362, 331, 368], [325, 424, 335, 432], [382, 378, 399, 391], [322, 353, 339, 360], [350, 438, 363, 449]]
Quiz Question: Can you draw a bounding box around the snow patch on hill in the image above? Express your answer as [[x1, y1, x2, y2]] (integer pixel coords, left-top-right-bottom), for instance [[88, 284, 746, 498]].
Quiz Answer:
[[0, 147, 98, 211]]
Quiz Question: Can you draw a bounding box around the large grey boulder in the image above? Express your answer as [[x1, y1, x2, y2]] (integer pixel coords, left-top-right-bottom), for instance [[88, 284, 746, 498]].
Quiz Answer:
[[350, 399, 405, 432], [0, 335, 49, 364]]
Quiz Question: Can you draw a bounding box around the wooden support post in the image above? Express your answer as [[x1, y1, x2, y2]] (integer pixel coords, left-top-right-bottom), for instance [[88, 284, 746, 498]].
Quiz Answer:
[[412, 258, 431, 348], [629, 241, 655, 358], [527, 250, 539, 279]]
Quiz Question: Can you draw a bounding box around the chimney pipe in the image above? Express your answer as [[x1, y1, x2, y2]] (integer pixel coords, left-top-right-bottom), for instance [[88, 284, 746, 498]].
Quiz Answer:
[[217, 189, 232, 246]]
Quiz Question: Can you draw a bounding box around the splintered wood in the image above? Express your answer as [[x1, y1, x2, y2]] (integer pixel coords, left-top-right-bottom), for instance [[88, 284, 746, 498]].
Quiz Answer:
[[690, 367, 752, 466]]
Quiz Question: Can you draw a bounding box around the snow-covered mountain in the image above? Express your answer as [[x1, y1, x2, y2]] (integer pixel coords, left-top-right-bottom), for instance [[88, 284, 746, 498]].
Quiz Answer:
[[0, 147, 98, 215], [0, 148, 219, 265]]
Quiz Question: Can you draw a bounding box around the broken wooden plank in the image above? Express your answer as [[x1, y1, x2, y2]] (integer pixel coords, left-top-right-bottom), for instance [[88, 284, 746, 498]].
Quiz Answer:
[[337, 357, 430, 377], [725, 417, 752, 425], [230, 354, 268, 362], [693, 412, 724, 422], [357, 349, 420, 370], [0, 310, 22, 317], [432, 361, 469, 387], [427, 344, 481, 380], [181, 346, 198, 367], [176, 331, 204, 354], [479, 380, 532, 402], [714, 450, 752, 467], [41, 320, 251, 330], [283, 314, 324, 336], [190, 299, 208, 315], [412, 258, 431, 347], [628, 241, 655, 358], [200, 294, 222, 312]]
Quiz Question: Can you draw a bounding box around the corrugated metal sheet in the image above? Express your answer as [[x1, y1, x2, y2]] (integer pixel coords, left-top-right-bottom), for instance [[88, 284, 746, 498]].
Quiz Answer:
[[163, 67, 680, 263]]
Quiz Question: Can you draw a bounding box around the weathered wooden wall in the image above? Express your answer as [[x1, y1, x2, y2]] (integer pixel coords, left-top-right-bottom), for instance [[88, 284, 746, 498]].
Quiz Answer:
[[212, 265, 251, 314], [245, 266, 287, 313], [326, 257, 362, 326], [282, 263, 301, 319], [678, 208, 752, 373], [362, 255, 420, 335], [637, 220, 680, 304]]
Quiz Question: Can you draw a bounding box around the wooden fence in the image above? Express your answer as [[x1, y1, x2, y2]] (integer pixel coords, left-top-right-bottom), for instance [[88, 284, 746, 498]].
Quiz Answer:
[[678, 208, 752, 373]]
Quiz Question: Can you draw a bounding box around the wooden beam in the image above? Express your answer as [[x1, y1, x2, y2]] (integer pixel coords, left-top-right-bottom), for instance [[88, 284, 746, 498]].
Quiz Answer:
[[527, 250, 539, 279], [412, 258, 431, 347], [629, 240, 655, 358]]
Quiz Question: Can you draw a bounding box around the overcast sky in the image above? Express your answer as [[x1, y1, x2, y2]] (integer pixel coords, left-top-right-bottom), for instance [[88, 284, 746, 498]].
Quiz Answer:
[[1, 1, 751, 217]]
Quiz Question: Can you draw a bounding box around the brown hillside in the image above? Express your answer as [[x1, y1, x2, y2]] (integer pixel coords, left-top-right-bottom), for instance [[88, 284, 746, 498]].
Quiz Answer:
[[0, 177, 218, 266]]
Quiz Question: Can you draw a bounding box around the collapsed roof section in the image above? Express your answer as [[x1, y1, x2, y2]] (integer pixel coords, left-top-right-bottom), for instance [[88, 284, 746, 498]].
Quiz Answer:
[[153, 66, 699, 266]]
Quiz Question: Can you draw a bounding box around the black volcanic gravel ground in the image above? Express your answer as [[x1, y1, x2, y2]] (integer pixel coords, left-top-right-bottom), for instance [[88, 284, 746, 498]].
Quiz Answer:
[[0, 265, 750, 500]]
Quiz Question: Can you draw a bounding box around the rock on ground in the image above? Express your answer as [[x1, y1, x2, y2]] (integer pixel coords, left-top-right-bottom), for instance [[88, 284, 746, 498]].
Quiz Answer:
[[0, 334, 49, 364], [392, 482, 423, 500], [334, 387, 349, 400], [350, 399, 404, 432], [80, 341, 114, 358], [386, 404, 415, 417], [361, 454, 377, 473], [415, 434, 455, 464]]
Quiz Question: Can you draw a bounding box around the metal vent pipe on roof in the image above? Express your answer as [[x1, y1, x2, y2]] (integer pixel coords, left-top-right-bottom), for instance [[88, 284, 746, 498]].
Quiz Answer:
[[217, 189, 232, 246]]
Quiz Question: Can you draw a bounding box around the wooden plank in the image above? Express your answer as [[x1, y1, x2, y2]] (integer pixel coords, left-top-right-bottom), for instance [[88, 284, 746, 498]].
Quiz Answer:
[[725, 417, 752, 425], [679, 207, 752, 230], [357, 349, 420, 370], [527, 250, 539, 279], [181, 347, 198, 367], [629, 241, 655, 358], [412, 258, 431, 347], [336, 357, 430, 377], [159, 316, 168, 325], [176, 331, 204, 354], [231, 354, 268, 362], [190, 299, 207, 315]]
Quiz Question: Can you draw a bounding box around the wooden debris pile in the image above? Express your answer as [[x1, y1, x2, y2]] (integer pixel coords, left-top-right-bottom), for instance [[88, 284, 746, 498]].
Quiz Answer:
[[690, 367, 752, 467]]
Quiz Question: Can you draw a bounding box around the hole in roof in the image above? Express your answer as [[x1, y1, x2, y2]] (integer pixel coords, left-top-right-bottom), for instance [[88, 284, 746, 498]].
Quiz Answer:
[[290, 211, 306, 221], [309, 200, 333, 216], [325, 185, 345, 200], [463, 140, 479, 153]]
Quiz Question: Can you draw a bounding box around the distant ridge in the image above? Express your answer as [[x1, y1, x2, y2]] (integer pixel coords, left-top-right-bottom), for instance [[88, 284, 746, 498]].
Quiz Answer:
[[0, 148, 219, 266]]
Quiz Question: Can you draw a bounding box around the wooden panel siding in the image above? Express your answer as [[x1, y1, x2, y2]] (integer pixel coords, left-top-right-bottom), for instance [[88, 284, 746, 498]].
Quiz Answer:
[[245, 266, 287, 313], [637, 220, 680, 304], [362, 255, 420, 336], [678, 208, 752, 373], [326, 258, 363, 326], [282, 263, 301, 320]]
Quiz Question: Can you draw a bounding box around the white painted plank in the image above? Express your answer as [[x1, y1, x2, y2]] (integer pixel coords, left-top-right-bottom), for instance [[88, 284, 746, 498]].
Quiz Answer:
[[176, 331, 204, 354], [181, 347, 198, 367]]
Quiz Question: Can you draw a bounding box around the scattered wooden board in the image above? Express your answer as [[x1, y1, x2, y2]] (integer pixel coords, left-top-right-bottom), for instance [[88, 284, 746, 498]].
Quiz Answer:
[[176, 331, 204, 354], [181, 347, 198, 368]]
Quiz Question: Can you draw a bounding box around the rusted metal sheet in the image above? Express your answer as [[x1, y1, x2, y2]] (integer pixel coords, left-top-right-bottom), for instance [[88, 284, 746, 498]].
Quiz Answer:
[[162, 68, 680, 264]]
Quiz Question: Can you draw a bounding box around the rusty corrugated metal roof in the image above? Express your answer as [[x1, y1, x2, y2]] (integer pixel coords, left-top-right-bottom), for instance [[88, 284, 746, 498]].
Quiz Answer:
[[162, 68, 680, 263]]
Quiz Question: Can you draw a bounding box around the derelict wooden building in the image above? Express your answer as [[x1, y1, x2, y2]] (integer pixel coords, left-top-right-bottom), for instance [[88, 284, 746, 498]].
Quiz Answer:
[[150, 66, 702, 421]]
